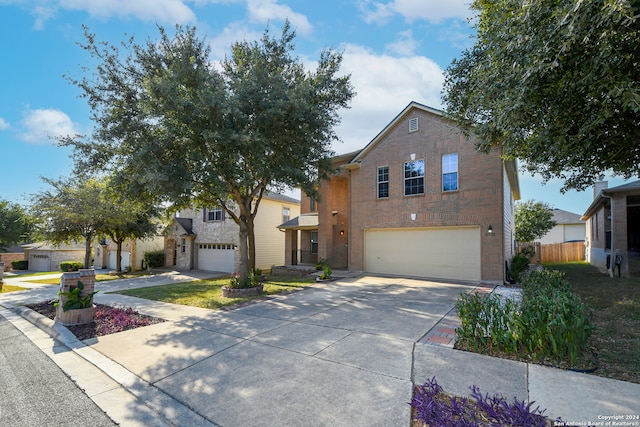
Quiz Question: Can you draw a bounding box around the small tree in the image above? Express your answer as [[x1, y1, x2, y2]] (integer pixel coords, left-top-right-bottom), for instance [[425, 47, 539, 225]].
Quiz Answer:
[[514, 200, 556, 243], [31, 177, 108, 268], [0, 200, 33, 251]]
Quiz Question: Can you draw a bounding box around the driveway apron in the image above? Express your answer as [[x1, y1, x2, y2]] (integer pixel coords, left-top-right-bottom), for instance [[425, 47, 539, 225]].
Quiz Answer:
[[89, 275, 475, 426]]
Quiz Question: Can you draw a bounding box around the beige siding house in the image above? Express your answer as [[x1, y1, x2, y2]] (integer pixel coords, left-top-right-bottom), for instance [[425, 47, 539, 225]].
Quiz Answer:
[[165, 192, 300, 273]]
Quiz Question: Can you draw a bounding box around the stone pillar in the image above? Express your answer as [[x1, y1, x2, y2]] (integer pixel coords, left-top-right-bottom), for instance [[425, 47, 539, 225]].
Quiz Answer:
[[55, 269, 97, 326]]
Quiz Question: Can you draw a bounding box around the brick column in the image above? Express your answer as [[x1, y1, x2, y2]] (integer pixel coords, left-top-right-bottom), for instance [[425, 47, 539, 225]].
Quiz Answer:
[[55, 269, 97, 326]]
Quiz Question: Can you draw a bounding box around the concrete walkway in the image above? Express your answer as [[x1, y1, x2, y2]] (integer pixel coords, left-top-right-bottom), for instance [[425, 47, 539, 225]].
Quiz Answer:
[[1, 272, 638, 426]]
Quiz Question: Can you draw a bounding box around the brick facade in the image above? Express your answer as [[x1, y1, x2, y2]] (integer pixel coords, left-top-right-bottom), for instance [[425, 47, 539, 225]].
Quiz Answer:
[[296, 102, 519, 283]]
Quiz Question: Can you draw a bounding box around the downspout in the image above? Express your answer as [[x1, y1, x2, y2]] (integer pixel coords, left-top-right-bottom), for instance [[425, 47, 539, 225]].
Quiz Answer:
[[602, 193, 614, 278]]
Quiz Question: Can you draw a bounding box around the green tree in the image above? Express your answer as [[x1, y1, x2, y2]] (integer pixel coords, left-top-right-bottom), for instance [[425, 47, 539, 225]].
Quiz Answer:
[[443, 0, 639, 191], [64, 23, 354, 283], [0, 200, 33, 251], [99, 180, 161, 273], [515, 200, 556, 242], [31, 177, 108, 268]]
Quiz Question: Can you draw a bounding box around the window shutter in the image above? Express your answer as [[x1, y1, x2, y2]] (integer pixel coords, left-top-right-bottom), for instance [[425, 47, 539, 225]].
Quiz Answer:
[[203, 208, 207, 222], [221, 209, 225, 221]]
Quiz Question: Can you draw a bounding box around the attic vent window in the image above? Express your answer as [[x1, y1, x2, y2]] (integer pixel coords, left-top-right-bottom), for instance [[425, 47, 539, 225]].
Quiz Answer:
[[409, 117, 418, 133]]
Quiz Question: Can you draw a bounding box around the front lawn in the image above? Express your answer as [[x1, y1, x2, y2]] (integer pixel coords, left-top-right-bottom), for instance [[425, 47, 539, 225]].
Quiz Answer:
[[109, 276, 314, 310], [544, 262, 640, 383], [26, 270, 154, 285], [0, 284, 28, 293]]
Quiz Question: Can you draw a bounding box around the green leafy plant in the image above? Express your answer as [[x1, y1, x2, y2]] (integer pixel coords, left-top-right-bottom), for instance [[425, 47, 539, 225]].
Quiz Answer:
[[315, 258, 328, 271], [227, 269, 263, 289], [60, 261, 84, 272], [143, 250, 165, 269], [11, 260, 28, 270], [320, 265, 332, 280], [54, 280, 99, 311], [509, 254, 530, 283]]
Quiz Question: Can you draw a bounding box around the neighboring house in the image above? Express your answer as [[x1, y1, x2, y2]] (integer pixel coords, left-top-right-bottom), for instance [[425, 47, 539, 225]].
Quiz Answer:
[[537, 209, 586, 245], [279, 102, 521, 284], [582, 179, 640, 277], [165, 192, 300, 273], [23, 242, 85, 272], [0, 246, 25, 271], [94, 235, 165, 271]]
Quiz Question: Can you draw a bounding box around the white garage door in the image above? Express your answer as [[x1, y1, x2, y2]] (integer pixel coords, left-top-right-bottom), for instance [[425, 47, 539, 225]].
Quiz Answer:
[[364, 226, 481, 281], [108, 251, 131, 270], [197, 243, 235, 273], [30, 254, 50, 272]]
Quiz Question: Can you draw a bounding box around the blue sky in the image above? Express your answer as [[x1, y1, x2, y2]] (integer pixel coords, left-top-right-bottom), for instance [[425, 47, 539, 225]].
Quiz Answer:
[[0, 0, 633, 214]]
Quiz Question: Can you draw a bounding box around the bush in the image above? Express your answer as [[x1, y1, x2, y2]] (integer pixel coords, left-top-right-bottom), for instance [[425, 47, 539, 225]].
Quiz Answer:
[[11, 260, 28, 270], [456, 269, 592, 365], [143, 250, 165, 269], [60, 261, 84, 272], [509, 254, 530, 283]]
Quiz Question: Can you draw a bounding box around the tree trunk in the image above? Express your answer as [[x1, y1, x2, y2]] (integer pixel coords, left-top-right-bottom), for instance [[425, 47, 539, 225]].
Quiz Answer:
[[115, 239, 123, 272], [237, 219, 250, 283], [247, 215, 256, 272], [84, 235, 92, 269]]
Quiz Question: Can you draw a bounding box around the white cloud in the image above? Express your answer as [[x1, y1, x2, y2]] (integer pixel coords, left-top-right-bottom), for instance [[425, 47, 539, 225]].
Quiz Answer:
[[19, 108, 79, 144], [385, 29, 419, 56], [361, 0, 472, 24], [246, 0, 312, 35], [26, 0, 196, 27], [0, 118, 9, 130], [332, 44, 445, 153], [208, 22, 263, 60]]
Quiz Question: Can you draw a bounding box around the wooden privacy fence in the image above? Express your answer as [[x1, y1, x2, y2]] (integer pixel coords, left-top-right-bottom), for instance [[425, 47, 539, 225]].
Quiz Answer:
[[517, 241, 586, 264]]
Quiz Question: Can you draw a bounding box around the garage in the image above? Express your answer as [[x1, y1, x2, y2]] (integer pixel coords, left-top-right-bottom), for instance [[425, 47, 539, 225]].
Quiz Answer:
[[197, 243, 235, 273], [364, 226, 481, 281], [108, 251, 131, 270], [29, 254, 50, 272]]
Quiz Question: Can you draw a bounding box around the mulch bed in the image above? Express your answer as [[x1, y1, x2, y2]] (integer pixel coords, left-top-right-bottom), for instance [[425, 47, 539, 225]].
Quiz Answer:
[[24, 301, 166, 341]]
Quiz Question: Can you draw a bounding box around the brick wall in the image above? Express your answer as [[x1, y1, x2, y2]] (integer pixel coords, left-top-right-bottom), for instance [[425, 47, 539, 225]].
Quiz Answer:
[[0, 253, 25, 271]]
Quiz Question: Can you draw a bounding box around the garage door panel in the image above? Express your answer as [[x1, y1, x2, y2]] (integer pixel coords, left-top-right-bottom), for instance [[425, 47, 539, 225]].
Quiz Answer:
[[197, 243, 235, 273], [365, 227, 481, 281]]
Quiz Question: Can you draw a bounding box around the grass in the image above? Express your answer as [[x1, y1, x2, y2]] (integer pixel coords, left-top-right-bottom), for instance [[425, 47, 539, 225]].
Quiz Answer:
[[109, 275, 315, 310], [4, 271, 61, 278], [543, 261, 640, 383], [21, 270, 154, 285], [0, 283, 28, 293]]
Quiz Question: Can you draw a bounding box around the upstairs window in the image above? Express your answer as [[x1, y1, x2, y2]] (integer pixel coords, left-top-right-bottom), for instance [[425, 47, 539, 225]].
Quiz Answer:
[[442, 153, 459, 192], [404, 160, 425, 196], [310, 197, 316, 212], [282, 206, 290, 223], [206, 207, 224, 222], [377, 166, 389, 198]]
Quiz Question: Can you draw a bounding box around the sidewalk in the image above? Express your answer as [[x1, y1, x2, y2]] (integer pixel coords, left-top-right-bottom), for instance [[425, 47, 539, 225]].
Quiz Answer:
[[1, 272, 638, 426]]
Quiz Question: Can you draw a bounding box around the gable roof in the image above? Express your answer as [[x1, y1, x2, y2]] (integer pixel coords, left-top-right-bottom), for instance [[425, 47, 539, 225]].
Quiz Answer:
[[582, 179, 640, 219], [175, 218, 195, 236], [263, 191, 300, 205], [347, 101, 445, 165], [550, 209, 584, 225], [340, 100, 520, 200]]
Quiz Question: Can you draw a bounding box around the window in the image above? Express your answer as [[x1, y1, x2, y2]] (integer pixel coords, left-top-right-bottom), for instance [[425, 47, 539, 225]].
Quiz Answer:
[[310, 197, 316, 212], [282, 206, 290, 223], [181, 238, 186, 253], [409, 117, 418, 133], [207, 208, 223, 221], [442, 153, 458, 192], [404, 160, 424, 196], [311, 231, 318, 254], [377, 166, 389, 198]]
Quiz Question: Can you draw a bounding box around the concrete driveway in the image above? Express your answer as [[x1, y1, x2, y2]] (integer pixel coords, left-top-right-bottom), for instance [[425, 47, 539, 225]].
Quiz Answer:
[[84, 274, 476, 426]]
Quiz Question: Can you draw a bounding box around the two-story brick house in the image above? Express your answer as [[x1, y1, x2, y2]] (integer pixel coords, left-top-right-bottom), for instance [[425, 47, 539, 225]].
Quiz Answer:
[[279, 102, 520, 284], [165, 192, 300, 273]]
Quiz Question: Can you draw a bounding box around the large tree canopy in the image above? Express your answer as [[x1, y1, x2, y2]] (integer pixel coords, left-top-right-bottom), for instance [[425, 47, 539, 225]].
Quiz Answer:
[[65, 23, 354, 282], [443, 0, 640, 191]]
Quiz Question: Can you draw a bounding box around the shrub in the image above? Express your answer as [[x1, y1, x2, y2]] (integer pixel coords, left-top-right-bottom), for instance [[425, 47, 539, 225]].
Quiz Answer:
[[11, 260, 28, 270], [456, 269, 592, 366], [509, 254, 530, 283], [143, 250, 165, 269], [60, 261, 84, 272]]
